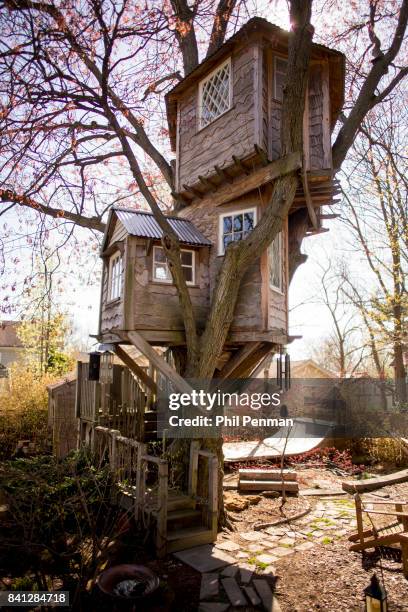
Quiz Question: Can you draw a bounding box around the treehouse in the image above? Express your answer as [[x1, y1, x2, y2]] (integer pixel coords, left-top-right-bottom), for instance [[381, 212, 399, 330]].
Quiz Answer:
[[82, 16, 346, 557], [98, 16, 345, 369]]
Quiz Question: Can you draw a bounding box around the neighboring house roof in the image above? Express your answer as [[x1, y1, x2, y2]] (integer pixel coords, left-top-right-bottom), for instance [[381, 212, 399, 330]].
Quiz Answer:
[[102, 207, 212, 252], [291, 359, 338, 379], [165, 16, 346, 149], [0, 321, 23, 348]]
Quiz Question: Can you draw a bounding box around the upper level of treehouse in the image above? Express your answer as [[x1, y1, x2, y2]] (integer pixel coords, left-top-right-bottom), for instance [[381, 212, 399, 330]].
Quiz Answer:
[[166, 17, 345, 213]]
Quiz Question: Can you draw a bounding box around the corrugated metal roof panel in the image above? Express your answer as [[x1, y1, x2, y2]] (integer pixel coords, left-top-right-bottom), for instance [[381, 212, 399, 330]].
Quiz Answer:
[[114, 208, 212, 247]]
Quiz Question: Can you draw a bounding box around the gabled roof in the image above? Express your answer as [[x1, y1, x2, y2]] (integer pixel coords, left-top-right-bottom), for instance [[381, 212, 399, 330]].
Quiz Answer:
[[0, 321, 23, 348], [165, 16, 345, 150], [101, 207, 212, 252]]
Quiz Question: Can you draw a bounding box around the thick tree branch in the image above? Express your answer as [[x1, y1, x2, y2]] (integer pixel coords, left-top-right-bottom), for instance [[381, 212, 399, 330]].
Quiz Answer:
[[206, 0, 236, 58], [170, 0, 199, 74], [332, 0, 408, 169], [0, 189, 106, 232]]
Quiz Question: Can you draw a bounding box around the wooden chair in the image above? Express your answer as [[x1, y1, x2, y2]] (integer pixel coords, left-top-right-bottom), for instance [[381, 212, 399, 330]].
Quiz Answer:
[[349, 493, 408, 577]]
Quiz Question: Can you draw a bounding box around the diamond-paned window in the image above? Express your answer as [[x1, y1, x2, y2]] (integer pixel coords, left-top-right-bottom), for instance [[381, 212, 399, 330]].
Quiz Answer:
[[199, 59, 231, 129]]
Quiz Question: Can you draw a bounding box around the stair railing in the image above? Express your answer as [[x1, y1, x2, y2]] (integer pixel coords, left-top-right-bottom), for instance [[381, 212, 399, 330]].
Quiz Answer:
[[188, 443, 219, 536]]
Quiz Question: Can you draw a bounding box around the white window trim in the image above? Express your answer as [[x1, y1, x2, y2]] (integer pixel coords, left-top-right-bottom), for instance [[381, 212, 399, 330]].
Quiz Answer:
[[198, 57, 233, 131], [269, 231, 284, 294], [218, 207, 257, 256], [152, 245, 196, 286], [108, 251, 122, 301], [273, 56, 288, 103]]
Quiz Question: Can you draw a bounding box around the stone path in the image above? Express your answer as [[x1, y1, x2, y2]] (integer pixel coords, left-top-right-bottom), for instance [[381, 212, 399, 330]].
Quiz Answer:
[[185, 496, 362, 611]]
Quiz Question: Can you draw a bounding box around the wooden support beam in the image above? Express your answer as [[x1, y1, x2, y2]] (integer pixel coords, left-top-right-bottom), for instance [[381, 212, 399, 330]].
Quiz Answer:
[[254, 144, 269, 166], [218, 342, 262, 380], [205, 152, 301, 208], [319, 213, 340, 220], [214, 165, 233, 184], [232, 155, 250, 175], [114, 344, 157, 394], [301, 168, 319, 229], [122, 331, 194, 395], [198, 175, 216, 191], [182, 184, 203, 199]]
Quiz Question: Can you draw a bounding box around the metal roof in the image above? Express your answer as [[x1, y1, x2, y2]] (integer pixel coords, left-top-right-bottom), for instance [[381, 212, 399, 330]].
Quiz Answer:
[[113, 208, 212, 247]]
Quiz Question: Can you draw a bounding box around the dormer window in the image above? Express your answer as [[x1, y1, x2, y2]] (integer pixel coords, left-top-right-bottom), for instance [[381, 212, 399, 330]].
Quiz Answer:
[[108, 252, 122, 301], [218, 208, 256, 255], [153, 246, 195, 285], [198, 58, 232, 129]]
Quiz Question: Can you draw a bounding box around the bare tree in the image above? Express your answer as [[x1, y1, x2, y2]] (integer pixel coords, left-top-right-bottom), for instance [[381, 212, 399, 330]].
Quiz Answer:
[[311, 259, 366, 377], [1, 0, 408, 504], [339, 108, 407, 402]]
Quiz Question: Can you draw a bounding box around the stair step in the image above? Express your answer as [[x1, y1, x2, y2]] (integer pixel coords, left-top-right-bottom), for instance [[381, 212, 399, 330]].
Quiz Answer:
[[166, 525, 216, 552], [167, 508, 202, 531], [239, 480, 299, 492], [167, 494, 196, 512]]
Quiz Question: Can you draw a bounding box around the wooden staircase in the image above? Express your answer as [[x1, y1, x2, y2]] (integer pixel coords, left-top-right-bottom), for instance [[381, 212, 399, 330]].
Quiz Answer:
[[91, 427, 218, 557]]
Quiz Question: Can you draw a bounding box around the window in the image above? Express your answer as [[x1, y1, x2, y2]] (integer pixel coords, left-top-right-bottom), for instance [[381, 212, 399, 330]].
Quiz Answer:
[[219, 208, 256, 255], [199, 59, 232, 129], [269, 232, 283, 292], [108, 252, 122, 300], [274, 57, 287, 102], [153, 246, 195, 285]]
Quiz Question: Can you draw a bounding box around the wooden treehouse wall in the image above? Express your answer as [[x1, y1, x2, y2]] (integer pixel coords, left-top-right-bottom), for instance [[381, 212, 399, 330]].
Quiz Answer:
[[176, 42, 258, 191]]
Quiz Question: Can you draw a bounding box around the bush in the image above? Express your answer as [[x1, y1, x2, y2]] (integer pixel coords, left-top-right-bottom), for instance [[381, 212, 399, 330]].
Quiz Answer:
[[0, 451, 127, 601], [0, 366, 55, 459]]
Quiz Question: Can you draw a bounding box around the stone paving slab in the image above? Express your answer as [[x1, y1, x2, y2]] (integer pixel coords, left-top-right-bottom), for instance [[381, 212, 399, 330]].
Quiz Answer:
[[199, 603, 229, 612], [238, 563, 254, 583], [221, 577, 247, 607], [253, 579, 279, 611], [200, 573, 219, 600], [215, 540, 241, 552], [257, 553, 279, 565], [221, 564, 239, 578], [243, 585, 261, 606], [174, 545, 236, 573]]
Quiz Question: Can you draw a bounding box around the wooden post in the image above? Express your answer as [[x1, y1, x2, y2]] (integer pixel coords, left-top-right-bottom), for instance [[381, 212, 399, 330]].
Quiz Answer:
[[188, 441, 200, 501], [156, 460, 168, 558], [208, 455, 219, 536], [109, 429, 120, 471], [135, 442, 147, 519], [75, 361, 82, 418], [355, 493, 364, 545], [400, 534, 408, 578]]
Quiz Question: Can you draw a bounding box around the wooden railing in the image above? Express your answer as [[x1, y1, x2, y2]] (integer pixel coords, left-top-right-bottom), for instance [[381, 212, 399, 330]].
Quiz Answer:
[[188, 441, 219, 536], [90, 426, 169, 554], [76, 361, 154, 442]]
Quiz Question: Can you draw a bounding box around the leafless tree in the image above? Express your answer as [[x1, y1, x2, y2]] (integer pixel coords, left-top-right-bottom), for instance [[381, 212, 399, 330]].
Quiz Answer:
[[1, 0, 407, 500], [339, 108, 407, 402]]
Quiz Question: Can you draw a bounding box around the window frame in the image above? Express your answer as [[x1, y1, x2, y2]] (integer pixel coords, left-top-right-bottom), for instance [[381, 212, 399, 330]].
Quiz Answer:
[[268, 231, 284, 293], [273, 56, 288, 103], [152, 245, 196, 286], [218, 207, 257, 256], [108, 251, 123, 302], [198, 57, 233, 130]]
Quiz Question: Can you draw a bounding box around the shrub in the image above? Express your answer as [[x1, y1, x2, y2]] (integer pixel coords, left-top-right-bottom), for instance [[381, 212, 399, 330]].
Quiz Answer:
[[0, 366, 55, 459]]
